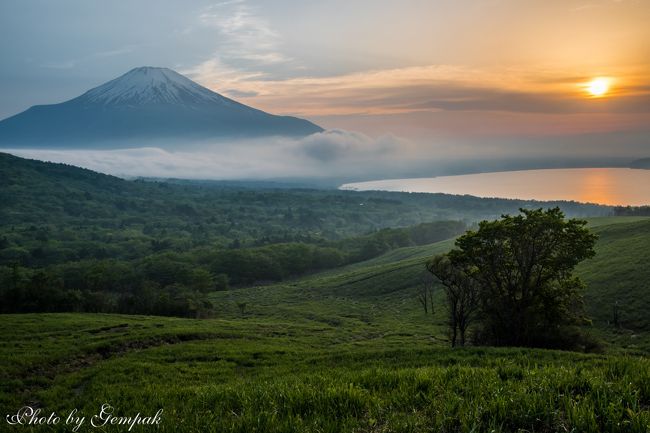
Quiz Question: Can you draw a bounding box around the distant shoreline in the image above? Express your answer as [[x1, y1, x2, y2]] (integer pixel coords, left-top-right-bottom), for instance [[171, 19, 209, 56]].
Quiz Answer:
[[340, 167, 650, 207]]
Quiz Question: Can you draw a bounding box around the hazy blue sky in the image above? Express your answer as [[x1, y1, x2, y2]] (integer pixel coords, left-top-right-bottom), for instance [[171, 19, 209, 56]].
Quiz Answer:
[[1, 0, 649, 171]]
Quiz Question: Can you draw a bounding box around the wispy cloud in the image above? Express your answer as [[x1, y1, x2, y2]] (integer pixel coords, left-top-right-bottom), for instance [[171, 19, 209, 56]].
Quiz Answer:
[[572, 0, 634, 11], [196, 0, 291, 68], [180, 0, 297, 99], [185, 62, 650, 117], [174, 0, 650, 127], [41, 44, 139, 70], [94, 45, 138, 59], [41, 60, 77, 70]]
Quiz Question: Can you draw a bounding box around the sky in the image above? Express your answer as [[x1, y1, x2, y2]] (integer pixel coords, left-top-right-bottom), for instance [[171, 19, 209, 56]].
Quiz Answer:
[[1, 0, 649, 178]]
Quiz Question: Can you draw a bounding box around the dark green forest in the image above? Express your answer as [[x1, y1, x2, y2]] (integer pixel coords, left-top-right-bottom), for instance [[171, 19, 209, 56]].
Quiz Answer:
[[0, 152, 612, 317]]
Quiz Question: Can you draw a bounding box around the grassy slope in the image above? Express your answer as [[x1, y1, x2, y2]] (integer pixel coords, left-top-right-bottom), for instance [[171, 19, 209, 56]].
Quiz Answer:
[[1, 217, 649, 432], [210, 216, 650, 349], [2, 314, 649, 433], [580, 218, 650, 333]]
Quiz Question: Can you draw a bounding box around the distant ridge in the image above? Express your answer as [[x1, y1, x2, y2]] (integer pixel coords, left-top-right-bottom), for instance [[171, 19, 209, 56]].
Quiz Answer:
[[630, 157, 650, 169], [0, 66, 323, 149]]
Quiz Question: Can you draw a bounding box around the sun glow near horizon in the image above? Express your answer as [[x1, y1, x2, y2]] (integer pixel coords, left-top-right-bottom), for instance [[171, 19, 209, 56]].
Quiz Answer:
[[585, 77, 612, 97]]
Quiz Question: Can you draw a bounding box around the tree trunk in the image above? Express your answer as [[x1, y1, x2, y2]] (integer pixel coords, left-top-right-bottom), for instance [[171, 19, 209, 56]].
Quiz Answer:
[[451, 324, 457, 347]]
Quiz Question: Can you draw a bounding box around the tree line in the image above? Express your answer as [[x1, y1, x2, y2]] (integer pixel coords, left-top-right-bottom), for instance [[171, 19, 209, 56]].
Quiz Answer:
[[0, 221, 465, 316], [613, 206, 650, 217]]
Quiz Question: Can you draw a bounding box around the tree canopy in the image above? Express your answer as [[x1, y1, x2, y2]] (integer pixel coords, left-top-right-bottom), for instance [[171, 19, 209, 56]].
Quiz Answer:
[[428, 208, 598, 349]]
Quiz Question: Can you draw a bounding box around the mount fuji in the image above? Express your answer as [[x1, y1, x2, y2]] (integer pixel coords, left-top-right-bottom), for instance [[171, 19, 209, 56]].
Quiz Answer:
[[0, 67, 323, 148]]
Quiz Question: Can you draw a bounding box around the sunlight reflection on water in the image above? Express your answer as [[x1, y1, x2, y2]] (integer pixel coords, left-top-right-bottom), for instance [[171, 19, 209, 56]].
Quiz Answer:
[[341, 168, 650, 206]]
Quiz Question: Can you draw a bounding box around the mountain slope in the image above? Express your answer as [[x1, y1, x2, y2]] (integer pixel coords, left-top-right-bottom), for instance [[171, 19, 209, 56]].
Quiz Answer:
[[0, 67, 323, 148]]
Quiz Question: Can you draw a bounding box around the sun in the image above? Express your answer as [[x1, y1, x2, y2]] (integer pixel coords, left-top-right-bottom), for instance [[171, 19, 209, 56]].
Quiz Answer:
[[586, 77, 611, 97]]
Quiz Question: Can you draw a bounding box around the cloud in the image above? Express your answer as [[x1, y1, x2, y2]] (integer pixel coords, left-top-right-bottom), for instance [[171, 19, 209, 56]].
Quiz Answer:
[[4, 126, 648, 182], [185, 62, 650, 118], [195, 0, 291, 71], [402, 85, 650, 114], [4, 146, 293, 180], [40, 45, 139, 70], [180, 58, 265, 93], [1, 130, 411, 180], [41, 60, 77, 70], [180, 1, 301, 100], [573, 0, 632, 11], [94, 45, 138, 59], [223, 88, 259, 98], [177, 2, 650, 128], [300, 130, 400, 162]]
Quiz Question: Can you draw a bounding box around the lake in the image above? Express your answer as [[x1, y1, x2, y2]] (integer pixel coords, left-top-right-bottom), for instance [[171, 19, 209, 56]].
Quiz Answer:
[[340, 168, 650, 206]]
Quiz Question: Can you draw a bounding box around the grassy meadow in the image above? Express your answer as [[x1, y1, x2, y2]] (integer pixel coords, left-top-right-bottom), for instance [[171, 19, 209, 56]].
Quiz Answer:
[[1, 216, 649, 432]]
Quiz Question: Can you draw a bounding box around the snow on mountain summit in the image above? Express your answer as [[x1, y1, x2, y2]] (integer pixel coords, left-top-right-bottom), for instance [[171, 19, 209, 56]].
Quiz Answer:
[[78, 66, 236, 107]]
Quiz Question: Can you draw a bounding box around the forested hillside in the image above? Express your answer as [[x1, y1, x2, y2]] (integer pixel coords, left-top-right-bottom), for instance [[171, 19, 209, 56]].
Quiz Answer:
[[0, 152, 613, 317]]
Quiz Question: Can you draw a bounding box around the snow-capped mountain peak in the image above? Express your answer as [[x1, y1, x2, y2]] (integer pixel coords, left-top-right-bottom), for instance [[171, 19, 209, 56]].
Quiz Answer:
[[78, 66, 233, 107], [0, 66, 323, 148]]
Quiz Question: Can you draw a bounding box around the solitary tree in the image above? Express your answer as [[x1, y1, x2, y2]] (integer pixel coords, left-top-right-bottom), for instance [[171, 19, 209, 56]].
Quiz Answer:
[[427, 255, 480, 347], [417, 271, 435, 315], [428, 208, 597, 348]]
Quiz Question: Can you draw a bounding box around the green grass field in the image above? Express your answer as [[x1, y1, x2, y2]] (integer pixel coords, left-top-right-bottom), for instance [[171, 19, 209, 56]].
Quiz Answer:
[[1, 217, 649, 432]]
